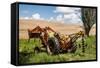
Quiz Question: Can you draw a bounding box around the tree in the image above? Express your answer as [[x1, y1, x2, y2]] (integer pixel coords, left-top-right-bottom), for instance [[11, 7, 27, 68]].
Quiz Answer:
[[81, 8, 96, 36]]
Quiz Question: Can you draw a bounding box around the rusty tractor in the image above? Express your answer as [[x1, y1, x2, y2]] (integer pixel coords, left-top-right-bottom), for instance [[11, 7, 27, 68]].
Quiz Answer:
[[28, 26, 85, 55]]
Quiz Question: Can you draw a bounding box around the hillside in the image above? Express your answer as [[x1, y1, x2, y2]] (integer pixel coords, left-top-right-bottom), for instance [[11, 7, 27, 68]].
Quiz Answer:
[[19, 19, 96, 39]]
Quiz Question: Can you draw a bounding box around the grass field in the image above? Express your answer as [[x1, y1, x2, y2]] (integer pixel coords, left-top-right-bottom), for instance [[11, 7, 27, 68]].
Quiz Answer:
[[19, 35, 96, 64]]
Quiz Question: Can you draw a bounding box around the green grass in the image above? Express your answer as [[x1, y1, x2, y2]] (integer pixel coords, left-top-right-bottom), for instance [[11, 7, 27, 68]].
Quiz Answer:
[[19, 36, 96, 64]]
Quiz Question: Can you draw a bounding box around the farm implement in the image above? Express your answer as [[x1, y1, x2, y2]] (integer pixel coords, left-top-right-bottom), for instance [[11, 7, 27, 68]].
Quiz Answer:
[[28, 26, 86, 55]]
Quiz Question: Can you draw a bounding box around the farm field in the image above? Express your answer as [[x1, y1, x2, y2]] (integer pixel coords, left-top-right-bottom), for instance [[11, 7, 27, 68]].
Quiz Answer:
[[19, 20, 96, 64], [19, 36, 96, 64]]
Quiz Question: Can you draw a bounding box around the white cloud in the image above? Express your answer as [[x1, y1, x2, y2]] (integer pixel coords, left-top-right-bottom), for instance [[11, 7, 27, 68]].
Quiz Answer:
[[48, 15, 64, 23], [56, 14, 63, 21], [48, 17, 54, 22], [64, 13, 82, 23], [50, 17, 54, 20], [32, 13, 41, 20], [54, 7, 82, 24], [54, 7, 80, 14], [19, 13, 45, 20], [20, 17, 30, 20], [64, 14, 72, 19], [56, 14, 64, 23], [54, 7, 73, 14]]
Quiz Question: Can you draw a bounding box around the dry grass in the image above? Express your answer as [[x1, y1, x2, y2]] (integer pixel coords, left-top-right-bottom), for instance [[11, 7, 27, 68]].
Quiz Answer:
[[19, 19, 96, 39]]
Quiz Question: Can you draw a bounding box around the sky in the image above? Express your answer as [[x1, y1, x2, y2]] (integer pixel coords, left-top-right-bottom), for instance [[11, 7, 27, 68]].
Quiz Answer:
[[19, 4, 82, 24]]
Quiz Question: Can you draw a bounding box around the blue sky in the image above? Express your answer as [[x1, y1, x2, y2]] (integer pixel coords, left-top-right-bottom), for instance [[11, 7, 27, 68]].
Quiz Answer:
[[19, 4, 82, 23]]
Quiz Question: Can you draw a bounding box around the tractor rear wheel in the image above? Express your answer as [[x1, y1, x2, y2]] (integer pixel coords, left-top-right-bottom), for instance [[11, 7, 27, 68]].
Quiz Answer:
[[47, 37, 60, 54]]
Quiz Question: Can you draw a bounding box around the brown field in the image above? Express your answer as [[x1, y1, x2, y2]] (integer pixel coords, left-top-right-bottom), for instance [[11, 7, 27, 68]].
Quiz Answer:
[[19, 19, 96, 39]]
